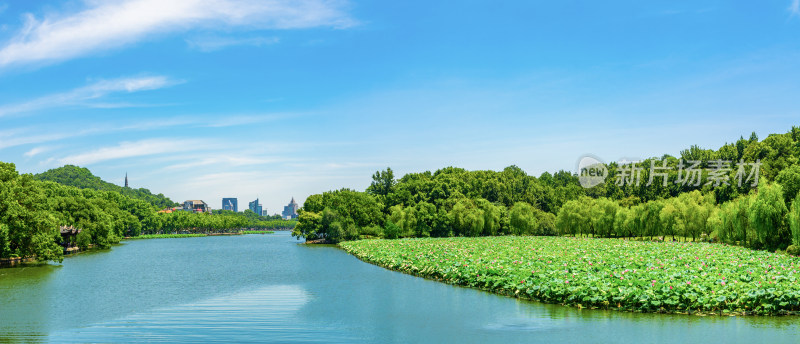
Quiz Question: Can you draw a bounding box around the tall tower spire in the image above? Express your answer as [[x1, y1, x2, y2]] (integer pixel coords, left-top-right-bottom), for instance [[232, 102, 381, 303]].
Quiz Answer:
[[125, 173, 128, 188]]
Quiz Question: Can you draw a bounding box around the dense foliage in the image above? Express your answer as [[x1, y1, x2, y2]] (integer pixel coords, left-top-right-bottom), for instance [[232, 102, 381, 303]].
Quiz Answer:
[[0, 164, 63, 262], [35, 165, 178, 209], [0, 162, 294, 262], [292, 166, 568, 242], [214, 209, 288, 222], [341, 236, 800, 315], [296, 127, 800, 252], [555, 177, 798, 252]]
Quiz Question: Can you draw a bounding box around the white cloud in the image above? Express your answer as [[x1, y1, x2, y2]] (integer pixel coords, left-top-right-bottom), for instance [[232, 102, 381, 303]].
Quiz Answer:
[[203, 114, 291, 127], [0, 0, 355, 68], [163, 155, 284, 170], [23, 146, 51, 158], [0, 120, 186, 150], [0, 75, 175, 117], [791, 0, 800, 16], [0, 131, 77, 150], [57, 138, 208, 165], [186, 36, 280, 52], [0, 114, 297, 150]]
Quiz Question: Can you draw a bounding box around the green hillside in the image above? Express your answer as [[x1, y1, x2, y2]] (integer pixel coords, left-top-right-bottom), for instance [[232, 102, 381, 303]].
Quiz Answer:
[[35, 165, 177, 209]]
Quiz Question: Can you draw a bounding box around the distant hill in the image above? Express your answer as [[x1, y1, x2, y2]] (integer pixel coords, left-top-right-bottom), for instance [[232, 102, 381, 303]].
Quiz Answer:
[[35, 165, 178, 209]]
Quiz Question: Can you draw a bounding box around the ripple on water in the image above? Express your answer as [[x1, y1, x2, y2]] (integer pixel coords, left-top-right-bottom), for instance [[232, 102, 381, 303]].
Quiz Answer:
[[47, 285, 354, 343], [483, 317, 564, 332]]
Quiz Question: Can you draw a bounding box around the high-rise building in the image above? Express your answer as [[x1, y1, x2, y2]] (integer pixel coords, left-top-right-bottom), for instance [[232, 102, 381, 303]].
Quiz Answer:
[[222, 198, 238, 212], [282, 197, 299, 219], [249, 199, 263, 216]]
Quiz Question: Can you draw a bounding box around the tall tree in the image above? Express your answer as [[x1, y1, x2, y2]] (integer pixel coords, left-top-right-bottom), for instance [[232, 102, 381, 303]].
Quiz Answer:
[[366, 167, 396, 196]]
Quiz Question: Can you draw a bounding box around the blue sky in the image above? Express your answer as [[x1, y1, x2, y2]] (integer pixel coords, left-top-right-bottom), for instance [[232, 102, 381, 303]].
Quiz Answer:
[[1, 0, 799, 213]]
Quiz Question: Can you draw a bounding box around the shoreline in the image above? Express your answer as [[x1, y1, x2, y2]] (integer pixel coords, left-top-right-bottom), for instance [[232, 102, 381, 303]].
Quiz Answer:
[[342, 246, 797, 317], [340, 236, 800, 317]]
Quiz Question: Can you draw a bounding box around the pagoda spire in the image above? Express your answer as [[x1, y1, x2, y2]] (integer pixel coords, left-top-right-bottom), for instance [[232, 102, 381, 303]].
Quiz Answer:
[[125, 173, 129, 188]]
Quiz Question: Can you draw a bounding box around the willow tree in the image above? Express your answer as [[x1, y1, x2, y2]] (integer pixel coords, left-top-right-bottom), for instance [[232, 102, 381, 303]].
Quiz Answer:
[[748, 182, 788, 250], [660, 199, 680, 241], [476, 199, 502, 236], [788, 192, 800, 247], [556, 199, 589, 237], [450, 199, 485, 237], [613, 207, 633, 238], [590, 198, 618, 238], [509, 202, 538, 236]]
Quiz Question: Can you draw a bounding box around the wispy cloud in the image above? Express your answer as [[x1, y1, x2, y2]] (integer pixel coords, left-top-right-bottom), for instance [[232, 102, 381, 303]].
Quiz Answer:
[[0, 75, 176, 117], [0, 118, 197, 150], [163, 155, 285, 171], [57, 138, 208, 165], [0, 0, 355, 68], [203, 114, 293, 127], [186, 36, 280, 52], [791, 0, 800, 16], [23, 146, 52, 158], [0, 113, 296, 151], [0, 131, 81, 150]]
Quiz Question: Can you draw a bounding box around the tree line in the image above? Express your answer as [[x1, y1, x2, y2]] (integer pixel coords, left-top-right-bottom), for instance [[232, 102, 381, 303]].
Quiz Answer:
[[293, 126, 800, 254], [35, 165, 178, 209], [0, 162, 295, 262]]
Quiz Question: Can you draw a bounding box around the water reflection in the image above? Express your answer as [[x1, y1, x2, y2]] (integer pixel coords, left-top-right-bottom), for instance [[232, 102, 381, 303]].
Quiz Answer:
[[0, 265, 60, 341], [48, 285, 337, 343], [0, 232, 798, 343]]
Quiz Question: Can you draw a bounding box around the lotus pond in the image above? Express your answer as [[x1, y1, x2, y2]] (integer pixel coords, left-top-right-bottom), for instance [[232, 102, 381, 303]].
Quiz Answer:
[[340, 236, 800, 315]]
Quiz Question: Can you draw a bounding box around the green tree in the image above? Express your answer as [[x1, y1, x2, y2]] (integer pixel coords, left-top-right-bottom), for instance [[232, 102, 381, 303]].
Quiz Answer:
[[748, 182, 789, 250], [366, 167, 396, 196], [788, 192, 800, 247], [384, 221, 402, 239], [775, 164, 800, 205], [476, 199, 502, 236], [509, 202, 538, 235], [590, 198, 618, 238], [0, 163, 63, 262], [612, 207, 631, 237], [660, 199, 680, 241], [292, 210, 322, 240], [450, 199, 485, 237], [556, 199, 589, 236]]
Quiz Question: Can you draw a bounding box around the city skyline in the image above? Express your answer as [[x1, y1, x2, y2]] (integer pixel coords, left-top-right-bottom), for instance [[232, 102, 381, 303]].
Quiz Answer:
[[1, 1, 800, 213]]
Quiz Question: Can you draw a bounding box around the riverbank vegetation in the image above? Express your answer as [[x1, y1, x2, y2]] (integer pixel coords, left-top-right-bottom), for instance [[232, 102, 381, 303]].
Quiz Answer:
[[129, 234, 207, 239], [341, 236, 800, 315], [0, 162, 295, 263], [127, 231, 274, 239], [295, 127, 800, 255]]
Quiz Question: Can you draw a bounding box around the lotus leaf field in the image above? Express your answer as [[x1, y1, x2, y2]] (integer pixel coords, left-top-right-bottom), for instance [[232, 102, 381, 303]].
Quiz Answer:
[[340, 236, 800, 315]]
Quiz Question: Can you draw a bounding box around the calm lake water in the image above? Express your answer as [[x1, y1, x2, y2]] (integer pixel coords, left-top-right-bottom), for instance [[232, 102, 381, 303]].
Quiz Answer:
[[1, 231, 798, 343]]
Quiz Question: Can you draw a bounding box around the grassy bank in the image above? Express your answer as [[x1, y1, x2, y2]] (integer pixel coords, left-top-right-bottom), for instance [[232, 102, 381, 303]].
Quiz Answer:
[[240, 230, 275, 234], [340, 236, 800, 315]]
